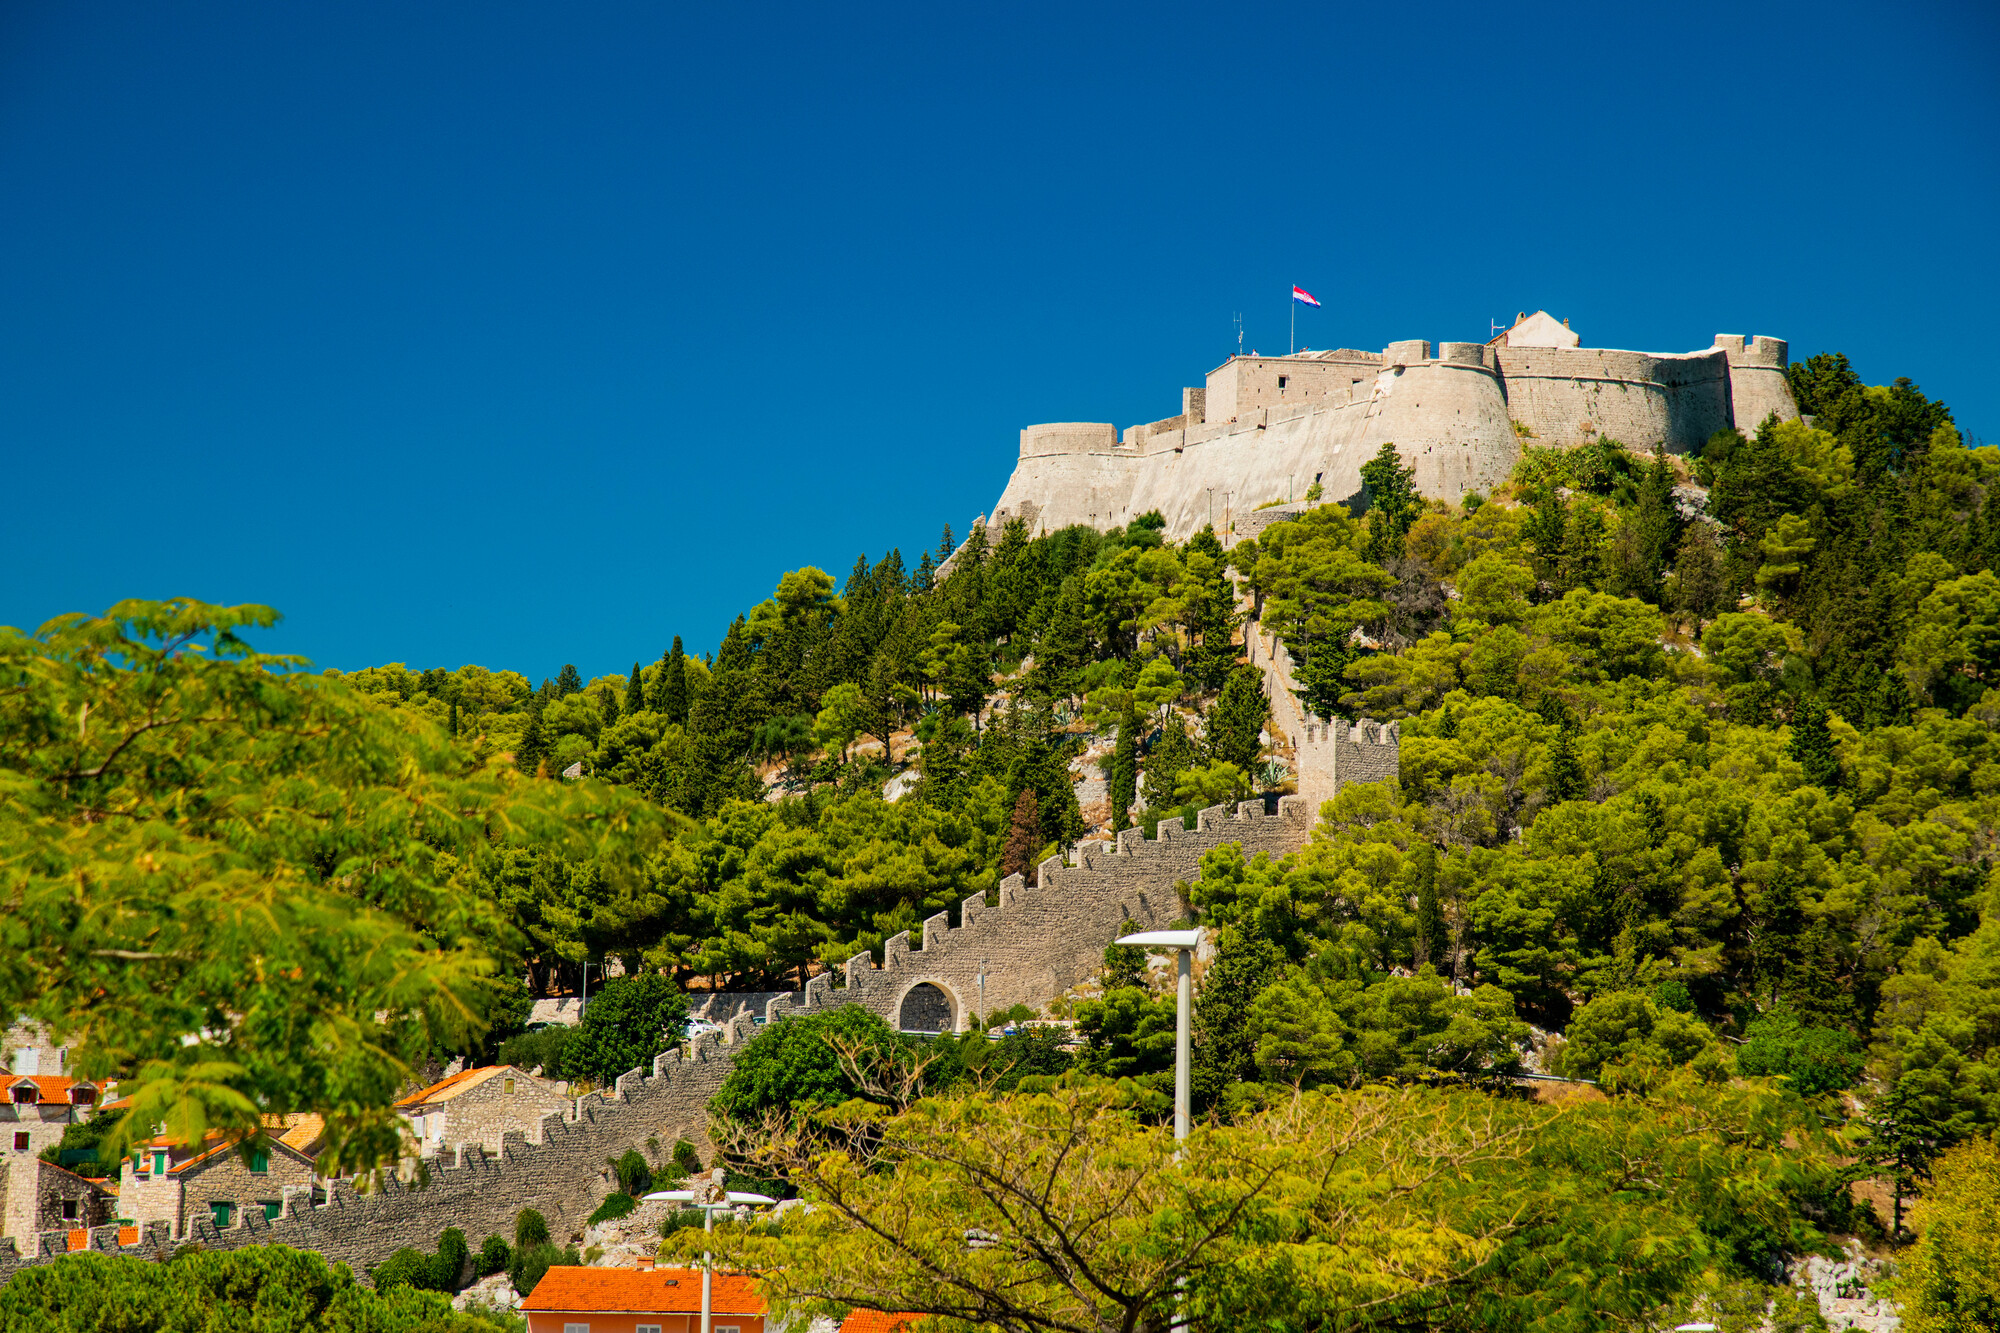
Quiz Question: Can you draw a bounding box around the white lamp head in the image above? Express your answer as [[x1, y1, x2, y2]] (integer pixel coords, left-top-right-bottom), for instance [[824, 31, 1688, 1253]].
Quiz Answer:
[[1114, 929, 1201, 949]]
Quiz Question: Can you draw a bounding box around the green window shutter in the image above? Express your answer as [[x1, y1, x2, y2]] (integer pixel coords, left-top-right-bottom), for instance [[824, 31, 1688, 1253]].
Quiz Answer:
[[249, 1150, 269, 1174], [262, 1200, 282, 1221], [210, 1201, 234, 1228], [153, 1151, 168, 1175]]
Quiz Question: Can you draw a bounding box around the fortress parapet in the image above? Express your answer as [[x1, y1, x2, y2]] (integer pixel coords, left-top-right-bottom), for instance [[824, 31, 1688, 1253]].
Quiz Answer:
[[1713, 334, 1794, 430], [1020, 422, 1118, 459]]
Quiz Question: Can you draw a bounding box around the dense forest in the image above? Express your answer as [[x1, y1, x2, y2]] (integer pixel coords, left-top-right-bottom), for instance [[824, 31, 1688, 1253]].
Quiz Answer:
[[6, 351, 1998, 1327]]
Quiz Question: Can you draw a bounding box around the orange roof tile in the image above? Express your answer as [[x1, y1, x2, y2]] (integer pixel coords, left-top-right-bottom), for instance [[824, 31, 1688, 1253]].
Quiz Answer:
[[842, 1311, 926, 1333], [394, 1064, 512, 1108], [521, 1267, 767, 1315], [67, 1229, 87, 1252], [8, 1075, 94, 1103], [117, 1226, 136, 1246]]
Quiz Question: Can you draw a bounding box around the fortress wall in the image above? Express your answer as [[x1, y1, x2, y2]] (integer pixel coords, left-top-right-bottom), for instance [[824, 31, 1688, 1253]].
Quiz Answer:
[[1494, 346, 1731, 451], [996, 354, 1515, 543], [1020, 422, 1121, 458]]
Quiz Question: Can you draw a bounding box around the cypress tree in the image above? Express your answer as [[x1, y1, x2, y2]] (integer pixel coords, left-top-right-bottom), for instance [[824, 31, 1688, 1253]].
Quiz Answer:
[[1547, 722, 1584, 805], [515, 707, 548, 778], [661, 637, 689, 724], [1205, 665, 1269, 773], [625, 662, 645, 717], [1788, 697, 1841, 790], [1111, 707, 1138, 832], [554, 664, 583, 698], [1189, 928, 1284, 1111], [1413, 842, 1448, 970], [999, 788, 1042, 883]]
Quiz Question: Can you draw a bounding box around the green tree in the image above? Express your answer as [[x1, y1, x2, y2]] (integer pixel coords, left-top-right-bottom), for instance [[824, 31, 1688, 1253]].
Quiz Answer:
[[1897, 1135, 2000, 1333], [1787, 697, 1841, 790], [1360, 442, 1420, 562], [1190, 928, 1284, 1111], [563, 973, 689, 1087], [0, 1245, 503, 1331], [659, 636, 690, 723], [625, 661, 645, 717], [1205, 665, 1268, 772], [0, 599, 675, 1176], [555, 663, 583, 697], [1110, 705, 1138, 832], [1735, 1007, 1862, 1097]]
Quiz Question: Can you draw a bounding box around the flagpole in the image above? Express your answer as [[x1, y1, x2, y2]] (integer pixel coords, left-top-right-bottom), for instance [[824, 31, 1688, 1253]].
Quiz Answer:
[[1290, 288, 1295, 355]]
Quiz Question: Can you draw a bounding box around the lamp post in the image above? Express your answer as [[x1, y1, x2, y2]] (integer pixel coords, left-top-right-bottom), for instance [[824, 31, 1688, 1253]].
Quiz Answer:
[[642, 1186, 777, 1333], [1111, 928, 1200, 1140]]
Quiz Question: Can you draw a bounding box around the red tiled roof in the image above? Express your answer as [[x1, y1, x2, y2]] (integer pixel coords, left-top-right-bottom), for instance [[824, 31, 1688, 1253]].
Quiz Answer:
[[394, 1064, 512, 1108], [8, 1075, 94, 1103], [118, 1226, 136, 1246], [842, 1312, 926, 1333], [67, 1229, 87, 1252], [521, 1267, 767, 1315]]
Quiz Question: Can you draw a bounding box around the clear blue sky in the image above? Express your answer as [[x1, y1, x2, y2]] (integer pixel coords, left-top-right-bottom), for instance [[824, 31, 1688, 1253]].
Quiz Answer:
[[4, 2, 1995, 680]]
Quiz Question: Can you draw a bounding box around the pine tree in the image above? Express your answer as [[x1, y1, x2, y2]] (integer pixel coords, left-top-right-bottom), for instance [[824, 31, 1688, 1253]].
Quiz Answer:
[[448, 700, 459, 738], [999, 788, 1042, 883], [625, 662, 645, 717], [661, 637, 689, 724], [1788, 696, 1841, 790], [554, 664, 583, 698], [937, 524, 957, 565]]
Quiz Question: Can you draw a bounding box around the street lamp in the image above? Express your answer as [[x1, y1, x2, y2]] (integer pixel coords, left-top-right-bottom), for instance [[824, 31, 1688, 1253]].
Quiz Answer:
[[642, 1187, 777, 1333], [1112, 928, 1200, 1142]]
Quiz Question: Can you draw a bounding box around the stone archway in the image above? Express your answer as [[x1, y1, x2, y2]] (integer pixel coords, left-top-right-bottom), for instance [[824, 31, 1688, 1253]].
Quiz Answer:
[[897, 982, 955, 1034]]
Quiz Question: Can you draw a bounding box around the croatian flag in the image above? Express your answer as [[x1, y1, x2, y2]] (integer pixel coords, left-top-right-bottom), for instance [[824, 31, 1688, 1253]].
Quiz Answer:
[[1292, 285, 1321, 307]]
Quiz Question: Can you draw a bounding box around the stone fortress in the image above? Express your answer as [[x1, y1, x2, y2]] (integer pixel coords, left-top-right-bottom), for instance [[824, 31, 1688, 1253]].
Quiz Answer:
[[985, 310, 1800, 544]]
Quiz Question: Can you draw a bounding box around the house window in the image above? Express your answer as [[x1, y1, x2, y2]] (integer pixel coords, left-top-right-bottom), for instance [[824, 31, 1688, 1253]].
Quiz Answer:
[[12, 1086, 35, 1104], [210, 1201, 235, 1228], [73, 1087, 95, 1105], [248, 1150, 270, 1174], [61, 1200, 79, 1221], [11, 1132, 27, 1151], [716, 1325, 741, 1333], [563, 1325, 591, 1333], [1276, 376, 1288, 389], [261, 1200, 282, 1221], [504, 1079, 515, 1095], [153, 1151, 169, 1175], [638, 1326, 663, 1333]]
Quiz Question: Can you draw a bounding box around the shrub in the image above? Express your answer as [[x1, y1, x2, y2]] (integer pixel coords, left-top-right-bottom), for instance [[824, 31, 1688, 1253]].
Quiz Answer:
[[372, 1227, 468, 1293], [587, 1192, 638, 1225], [508, 1241, 578, 1298], [669, 1138, 703, 1181], [614, 1147, 653, 1197], [1735, 1008, 1863, 1096], [514, 1208, 549, 1248], [496, 1025, 572, 1079], [477, 1235, 510, 1276]]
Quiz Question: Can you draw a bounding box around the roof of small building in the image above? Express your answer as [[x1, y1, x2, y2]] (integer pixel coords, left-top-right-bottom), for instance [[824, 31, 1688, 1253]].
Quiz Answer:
[[521, 1267, 766, 1315], [274, 1113, 326, 1154], [7, 1074, 95, 1102], [137, 1126, 312, 1174], [841, 1311, 926, 1333], [395, 1064, 519, 1109]]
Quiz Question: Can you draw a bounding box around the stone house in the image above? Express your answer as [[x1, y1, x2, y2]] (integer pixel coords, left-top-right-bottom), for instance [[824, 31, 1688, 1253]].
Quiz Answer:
[[3, 1075, 102, 1159], [117, 1130, 316, 1239], [521, 1266, 768, 1333], [395, 1065, 569, 1163], [0, 1156, 113, 1246]]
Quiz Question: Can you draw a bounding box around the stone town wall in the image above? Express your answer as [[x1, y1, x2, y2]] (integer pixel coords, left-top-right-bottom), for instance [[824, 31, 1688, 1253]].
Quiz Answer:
[[0, 1158, 110, 1246], [425, 1073, 573, 1160]]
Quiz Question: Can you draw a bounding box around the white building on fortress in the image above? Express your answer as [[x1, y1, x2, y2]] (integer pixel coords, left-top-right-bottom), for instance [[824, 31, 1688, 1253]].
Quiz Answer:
[[982, 311, 1799, 544]]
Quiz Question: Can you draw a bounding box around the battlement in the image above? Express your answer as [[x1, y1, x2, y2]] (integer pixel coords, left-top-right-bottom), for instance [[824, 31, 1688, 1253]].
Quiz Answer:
[[1713, 333, 1788, 368]]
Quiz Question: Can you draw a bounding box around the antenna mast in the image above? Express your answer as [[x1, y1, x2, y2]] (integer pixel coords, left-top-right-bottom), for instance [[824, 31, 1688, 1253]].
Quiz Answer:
[[1233, 312, 1243, 358]]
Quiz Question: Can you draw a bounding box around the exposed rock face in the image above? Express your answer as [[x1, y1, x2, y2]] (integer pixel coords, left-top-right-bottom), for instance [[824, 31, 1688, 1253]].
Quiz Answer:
[[1794, 1241, 1901, 1333]]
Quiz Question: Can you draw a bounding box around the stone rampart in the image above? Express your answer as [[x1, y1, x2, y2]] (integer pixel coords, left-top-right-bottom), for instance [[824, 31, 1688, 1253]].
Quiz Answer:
[[982, 324, 1798, 545]]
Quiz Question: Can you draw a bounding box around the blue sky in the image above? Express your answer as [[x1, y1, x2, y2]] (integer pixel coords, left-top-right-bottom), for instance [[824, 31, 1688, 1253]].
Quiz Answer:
[[3, 1, 1995, 680]]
